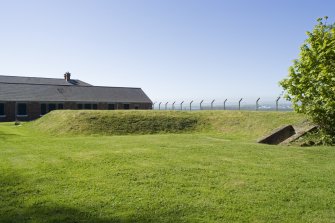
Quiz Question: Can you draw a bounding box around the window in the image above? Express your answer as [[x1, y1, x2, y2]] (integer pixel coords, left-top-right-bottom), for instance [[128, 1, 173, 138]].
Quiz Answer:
[[41, 103, 64, 115], [48, 104, 56, 111], [17, 103, 27, 116], [78, 103, 99, 110], [0, 103, 4, 116], [84, 104, 92, 109], [134, 105, 139, 110], [123, 104, 130, 110], [108, 104, 115, 110], [40, 104, 47, 115]]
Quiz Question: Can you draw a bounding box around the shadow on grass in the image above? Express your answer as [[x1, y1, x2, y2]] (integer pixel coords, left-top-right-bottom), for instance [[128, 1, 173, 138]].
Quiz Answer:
[[0, 173, 117, 222], [1, 205, 121, 223], [0, 172, 119, 223], [0, 132, 19, 140], [0, 173, 184, 223]]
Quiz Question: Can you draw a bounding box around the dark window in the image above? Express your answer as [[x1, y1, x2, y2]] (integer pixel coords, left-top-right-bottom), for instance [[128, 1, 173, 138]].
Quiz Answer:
[[123, 104, 130, 110], [84, 104, 92, 109], [48, 104, 56, 111], [134, 105, 139, 110], [58, 104, 64, 109], [108, 104, 115, 110], [0, 103, 4, 116], [92, 104, 98, 110], [40, 104, 47, 115], [17, 103, 27, 116], [77, 104, 83, 109]]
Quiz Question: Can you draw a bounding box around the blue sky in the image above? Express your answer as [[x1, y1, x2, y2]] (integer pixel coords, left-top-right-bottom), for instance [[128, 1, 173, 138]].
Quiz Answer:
[[0, 0, 334, 103]]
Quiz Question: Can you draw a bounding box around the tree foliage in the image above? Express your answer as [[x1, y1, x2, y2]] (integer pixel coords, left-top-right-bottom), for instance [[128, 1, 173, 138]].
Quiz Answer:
[[280, 17, 335, 143]]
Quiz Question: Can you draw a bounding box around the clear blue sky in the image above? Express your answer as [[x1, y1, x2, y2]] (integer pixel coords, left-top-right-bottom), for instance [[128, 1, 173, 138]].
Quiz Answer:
[[0, 0, 334, 103]]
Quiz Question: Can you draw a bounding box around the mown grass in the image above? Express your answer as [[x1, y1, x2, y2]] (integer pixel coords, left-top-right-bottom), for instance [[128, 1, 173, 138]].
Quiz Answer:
[[1, 111, 335, 222]]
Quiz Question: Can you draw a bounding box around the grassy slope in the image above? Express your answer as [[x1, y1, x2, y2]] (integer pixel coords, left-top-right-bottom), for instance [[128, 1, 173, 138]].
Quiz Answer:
[[200, 110, 305, 140], [1, 111, 335, 222], [30, 110, 305, 140], [30, 110, 204, 135]]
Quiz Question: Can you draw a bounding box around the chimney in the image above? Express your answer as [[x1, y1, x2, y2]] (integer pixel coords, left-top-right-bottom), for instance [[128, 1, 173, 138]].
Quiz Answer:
[[64, 72, 71, 81]]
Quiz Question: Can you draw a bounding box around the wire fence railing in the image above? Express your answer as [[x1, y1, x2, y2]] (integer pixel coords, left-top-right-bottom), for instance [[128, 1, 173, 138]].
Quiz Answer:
[[152, 97, 293, 111]]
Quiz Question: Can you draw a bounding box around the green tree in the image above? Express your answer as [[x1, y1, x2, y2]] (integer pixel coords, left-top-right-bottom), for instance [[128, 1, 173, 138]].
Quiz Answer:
[[280, 17, 335, 143]]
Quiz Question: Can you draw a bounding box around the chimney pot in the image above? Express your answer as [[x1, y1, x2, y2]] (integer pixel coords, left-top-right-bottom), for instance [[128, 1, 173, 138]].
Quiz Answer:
[[64, 72, 71, 81]]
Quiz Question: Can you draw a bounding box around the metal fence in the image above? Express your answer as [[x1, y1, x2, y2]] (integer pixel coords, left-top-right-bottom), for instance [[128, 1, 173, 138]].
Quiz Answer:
[[152, 97, 293, 111]]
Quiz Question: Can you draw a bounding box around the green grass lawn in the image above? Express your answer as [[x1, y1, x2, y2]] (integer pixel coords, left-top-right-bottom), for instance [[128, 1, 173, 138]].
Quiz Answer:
[[1, 111, 335, 222]]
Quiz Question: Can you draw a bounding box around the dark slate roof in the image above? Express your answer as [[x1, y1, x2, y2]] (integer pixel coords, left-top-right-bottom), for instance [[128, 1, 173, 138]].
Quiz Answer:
[[0, 83, 152, 103], [0, 75, 92, 86]]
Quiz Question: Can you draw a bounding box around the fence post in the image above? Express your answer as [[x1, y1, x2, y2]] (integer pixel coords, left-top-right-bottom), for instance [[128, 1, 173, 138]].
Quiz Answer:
[[190, 101, 193, 111], [256, 98, 260, 111], [159, 102, 162, 110], [180, 101, 184, 110], [200, 100, 204, 110], [172, 101, 176, 110], [276, 97, 281, 111], [153, 102, 156, 110], [224, 99, 227, 110], [239, 98, 243, 110], [211, 99, 215, 110]]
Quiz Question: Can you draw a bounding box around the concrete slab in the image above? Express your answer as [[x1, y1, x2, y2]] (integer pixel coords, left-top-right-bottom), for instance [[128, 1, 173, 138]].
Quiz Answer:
[[257, 125, 296, 145], [280, 125, 318, 145]]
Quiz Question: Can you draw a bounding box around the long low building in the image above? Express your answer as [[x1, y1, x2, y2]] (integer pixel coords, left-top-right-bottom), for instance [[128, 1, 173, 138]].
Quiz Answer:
[[0, 72, 152, 121]]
